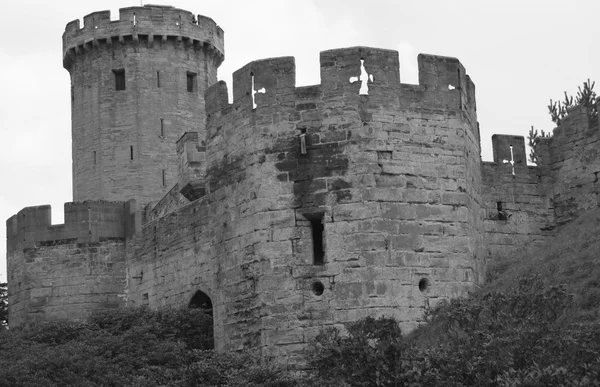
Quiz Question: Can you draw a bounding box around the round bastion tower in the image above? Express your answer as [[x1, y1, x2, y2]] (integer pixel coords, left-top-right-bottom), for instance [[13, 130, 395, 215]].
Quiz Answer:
[[62, 5, 224, 205]]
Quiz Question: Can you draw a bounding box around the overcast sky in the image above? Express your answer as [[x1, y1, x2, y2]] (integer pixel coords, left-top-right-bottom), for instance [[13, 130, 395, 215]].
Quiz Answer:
[[1, 0, 598, 282]]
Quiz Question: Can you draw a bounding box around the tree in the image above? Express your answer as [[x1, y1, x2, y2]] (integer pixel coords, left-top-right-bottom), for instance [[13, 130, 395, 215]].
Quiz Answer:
[[0, 282, 7, 329]]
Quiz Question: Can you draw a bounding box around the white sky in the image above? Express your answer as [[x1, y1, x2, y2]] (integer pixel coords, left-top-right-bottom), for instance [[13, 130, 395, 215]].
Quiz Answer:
[[1, 0, 598, 282]]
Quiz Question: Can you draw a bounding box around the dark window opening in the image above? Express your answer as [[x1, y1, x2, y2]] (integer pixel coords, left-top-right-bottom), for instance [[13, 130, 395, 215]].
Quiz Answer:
[[497, 201, 508, 220], [71, 86, 74, 102], [310, 215, 325, 265], [187, 72, 197, 93], [162, 170, 166, 187], [160, 118, 164, 136], [113, 69, 125, 90], [157, 71, 161, 88], [142, 293, 149, 303], [418, 278, 430, 292], [93, 151, 97, 165], [130, 146, 134, 160], [312, 281, 325, 296]]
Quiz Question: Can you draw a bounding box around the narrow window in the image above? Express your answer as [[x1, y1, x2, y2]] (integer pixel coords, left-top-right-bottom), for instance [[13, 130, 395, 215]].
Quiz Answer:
[[497, 201, 507, 220], [160, 118, 164, 136], [162, 170, 166, 186], [187, 71, 197, 93], [113, 69, 125, 91], [71, 86, 74, 102], [93, 151, 97, 165], [157, 71, 161, 88], [130, 146, 134, 160], [310, 215, 325, 265]]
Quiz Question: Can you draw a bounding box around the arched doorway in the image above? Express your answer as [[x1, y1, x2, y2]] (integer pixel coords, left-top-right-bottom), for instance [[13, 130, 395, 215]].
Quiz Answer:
[[189, 290, 213, 312], [188, 290, 214, 349]]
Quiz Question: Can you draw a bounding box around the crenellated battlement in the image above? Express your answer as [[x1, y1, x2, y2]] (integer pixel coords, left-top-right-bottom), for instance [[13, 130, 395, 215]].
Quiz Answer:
[[6, 200, 140, 254], [205, 47, 477, 141], [63, 5, 224, 70], [484, 134, 529, 176]]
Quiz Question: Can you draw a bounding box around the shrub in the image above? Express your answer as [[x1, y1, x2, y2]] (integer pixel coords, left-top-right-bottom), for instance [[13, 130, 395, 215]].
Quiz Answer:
[[0, 306, 214, 386], [307, 276, 600, 386]]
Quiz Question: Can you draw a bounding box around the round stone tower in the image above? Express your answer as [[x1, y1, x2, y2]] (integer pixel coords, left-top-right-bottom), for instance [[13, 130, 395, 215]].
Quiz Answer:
[[203, 48, 484, 355], [62, 5, 224, 205]]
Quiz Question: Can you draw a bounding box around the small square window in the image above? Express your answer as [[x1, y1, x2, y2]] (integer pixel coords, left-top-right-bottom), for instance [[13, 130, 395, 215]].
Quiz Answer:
[[113, 69, 125, 91], [187, 72, 197, 93]]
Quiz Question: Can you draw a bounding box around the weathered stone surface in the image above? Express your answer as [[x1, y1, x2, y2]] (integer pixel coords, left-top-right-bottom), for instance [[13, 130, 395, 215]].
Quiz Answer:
[[64, 5, 223, 207], [9, 3, 600, 366]]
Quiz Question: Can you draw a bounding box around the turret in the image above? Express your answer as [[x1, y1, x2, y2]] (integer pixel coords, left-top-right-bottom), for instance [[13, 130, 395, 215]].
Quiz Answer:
[[63, 5, 224, 205], [202, 47, 484, 353]]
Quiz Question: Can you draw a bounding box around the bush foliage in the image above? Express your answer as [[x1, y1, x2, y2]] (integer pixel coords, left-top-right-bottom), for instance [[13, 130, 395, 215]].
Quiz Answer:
[[0, 307, 296, 387], [308, 276, 600, 386], [0, 282, 7, 329]]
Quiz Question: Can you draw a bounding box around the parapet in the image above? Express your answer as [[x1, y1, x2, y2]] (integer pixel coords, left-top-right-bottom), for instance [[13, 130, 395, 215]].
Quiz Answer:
[[63, 5, 224, 70], [6, 200, 140, 254], [484, 134, 531, 177], [205, 46, 477, 133], [177, 132, 206, 201], [492, 135, 526, 165]]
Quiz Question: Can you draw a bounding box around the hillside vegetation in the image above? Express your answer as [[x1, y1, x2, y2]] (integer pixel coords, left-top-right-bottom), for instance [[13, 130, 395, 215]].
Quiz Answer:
[[487, 207, 600, 318], [308, 208, 600, 386], [2, 209, 600, 386]]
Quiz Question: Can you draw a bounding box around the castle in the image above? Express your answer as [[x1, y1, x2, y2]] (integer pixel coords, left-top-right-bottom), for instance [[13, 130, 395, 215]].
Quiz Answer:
[[5, 5, 598, 360]]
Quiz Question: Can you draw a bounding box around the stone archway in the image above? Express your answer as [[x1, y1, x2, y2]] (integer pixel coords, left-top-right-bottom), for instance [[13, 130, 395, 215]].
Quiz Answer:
[[189, 290, 213, 312], [188, 290, 214, 349]]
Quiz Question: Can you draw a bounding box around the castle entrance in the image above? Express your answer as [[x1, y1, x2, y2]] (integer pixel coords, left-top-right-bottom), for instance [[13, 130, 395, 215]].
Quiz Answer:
[[188, 290, 214, 349]]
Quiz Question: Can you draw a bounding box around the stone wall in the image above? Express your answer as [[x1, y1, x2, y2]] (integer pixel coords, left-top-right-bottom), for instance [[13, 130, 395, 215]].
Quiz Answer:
[[201, 47, 483, 359], [535, 105, 600, 223], [6, 201, 134, 326], [481, 135, 554, 265], [125, 197, 218, 337], [63, 5, 223, 206]]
